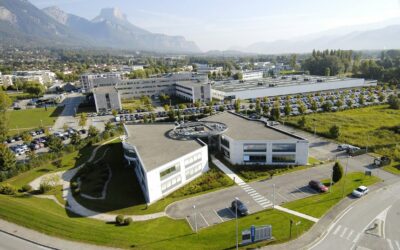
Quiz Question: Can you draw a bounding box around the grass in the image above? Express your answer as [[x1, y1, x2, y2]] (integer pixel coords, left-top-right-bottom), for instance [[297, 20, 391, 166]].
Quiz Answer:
[[283, 172, 381, 218], [7, 107, 63, 135], [382, 161, 400, 175], [285, 105, 400, 148], [73, 143, 234, 215], [0, 194, 313, 249], [121, 98, 154, 112], [308, 156, 322, 165], [216, 155, 311, 183]]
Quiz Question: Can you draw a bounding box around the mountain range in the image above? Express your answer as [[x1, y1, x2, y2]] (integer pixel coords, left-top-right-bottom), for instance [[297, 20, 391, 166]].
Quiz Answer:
[[0, 0, 200, 53]]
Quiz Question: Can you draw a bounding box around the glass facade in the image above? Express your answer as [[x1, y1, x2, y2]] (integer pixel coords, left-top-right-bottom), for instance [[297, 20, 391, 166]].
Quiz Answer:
[[244, 154, 266, 163], [243, 144, 267, 152], [161, 175, 182, 193], [272, 154, 296, 163], [185, 164, 203, 179], [184, 153, 202, 168], [272, 143, 296, 152], [160, 163, 180, 180]]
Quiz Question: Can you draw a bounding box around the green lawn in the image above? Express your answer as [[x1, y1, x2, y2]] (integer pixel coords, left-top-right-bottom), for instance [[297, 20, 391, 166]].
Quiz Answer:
[[285, 105, 400, 148], [283, 172, 381, 218], [74, 143, 234, 215], [7, 107, 63, 135], [382, 161, 400, 175], [0, 194, 313, 249]]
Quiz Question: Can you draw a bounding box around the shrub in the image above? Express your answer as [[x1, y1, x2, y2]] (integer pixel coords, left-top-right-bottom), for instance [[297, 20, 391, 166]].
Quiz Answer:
[[71, 182, 78, 189], [0, 184, 16, 195], [116, 215, 125, 225], [73, 188, 80, 194], [124, 217, 133, 226], [332, 161, 344, 183], [20, 184, 32, 192], [64, 144, 75, 153], [53, 159, 63, 168], [39, 182, 53, 193]]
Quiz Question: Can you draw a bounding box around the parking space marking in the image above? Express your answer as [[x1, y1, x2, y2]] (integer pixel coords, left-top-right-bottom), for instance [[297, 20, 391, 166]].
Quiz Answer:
[[276, 192, 290, 202], [186, 217, 195, 231], [199, 212, 210, 227], [340, 227, 348, 238], [296, 187, 308, 195], [352, 233, 361, 243], [394, 240, 400, 250], [226, 207, 236, 217], [388, 239, 395, 250], [346, 230, 354, 240], [213, 209, 224, 222], [333, 225, 342, 235]]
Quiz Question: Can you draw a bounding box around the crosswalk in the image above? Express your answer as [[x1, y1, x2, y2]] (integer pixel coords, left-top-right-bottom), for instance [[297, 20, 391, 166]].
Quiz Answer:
[[331, 224, 400, 249], [237, 181, 272, 209]]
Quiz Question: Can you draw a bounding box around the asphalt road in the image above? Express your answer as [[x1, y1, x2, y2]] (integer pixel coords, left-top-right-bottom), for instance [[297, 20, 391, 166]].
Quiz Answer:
[[0, 231, 50, 250], [310, 181, 400, 250], [53, 93, 84, 131]]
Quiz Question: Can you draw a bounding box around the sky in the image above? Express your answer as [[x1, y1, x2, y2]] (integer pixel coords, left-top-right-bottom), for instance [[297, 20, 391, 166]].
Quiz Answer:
[[31, 0, 400, 51]]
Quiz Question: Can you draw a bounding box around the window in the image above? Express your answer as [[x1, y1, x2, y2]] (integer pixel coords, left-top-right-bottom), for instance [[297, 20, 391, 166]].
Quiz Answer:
[[160, 164, 180, 180], [161, 175, 182, 193], [185, 164, 203, 179], [184, 153, 202, 168], [124, 148, 137, 158], [222, 148, 230, 159], [105, 93, 111, 109], [272, 154, 296, 163], [272, 143, 296, 152], [243, 144, 266, 152], [221, 136, 230, 149], [244, 155, 266, 162]]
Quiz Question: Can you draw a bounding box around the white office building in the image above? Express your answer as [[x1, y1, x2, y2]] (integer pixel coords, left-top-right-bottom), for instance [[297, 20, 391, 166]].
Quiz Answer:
[[122, 124, 209, 203], [242, 70, 264, 80], [204, 112, 309, 165], [80, 72, 123, 91]]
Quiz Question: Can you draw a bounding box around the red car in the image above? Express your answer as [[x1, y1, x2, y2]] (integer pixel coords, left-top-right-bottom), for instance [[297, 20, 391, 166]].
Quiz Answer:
[[309, 180, 328, 192]]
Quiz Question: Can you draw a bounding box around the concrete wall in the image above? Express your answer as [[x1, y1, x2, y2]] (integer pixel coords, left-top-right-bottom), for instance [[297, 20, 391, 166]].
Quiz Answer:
[[93, 89, 122, 112]]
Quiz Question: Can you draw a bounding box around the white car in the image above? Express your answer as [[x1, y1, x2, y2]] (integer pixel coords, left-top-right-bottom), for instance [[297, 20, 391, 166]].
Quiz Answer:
[[352, 186, 369, 198], [337, 144, 350, 151]]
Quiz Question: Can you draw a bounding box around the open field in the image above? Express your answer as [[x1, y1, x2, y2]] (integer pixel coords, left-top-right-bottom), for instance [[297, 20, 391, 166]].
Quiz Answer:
[[285, 105, 400, 148], [283, 172, 381, 218], [7, 107, 62, 135], [74, 142, 234, 215], [0, 194, 313, 249]]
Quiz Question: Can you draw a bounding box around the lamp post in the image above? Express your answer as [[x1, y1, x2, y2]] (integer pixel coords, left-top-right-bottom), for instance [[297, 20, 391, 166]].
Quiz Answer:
[[235, 197, 239, 250], [273, 184, 276, 208], [341, 156, 351, 198], [193, 205, 198, 233]]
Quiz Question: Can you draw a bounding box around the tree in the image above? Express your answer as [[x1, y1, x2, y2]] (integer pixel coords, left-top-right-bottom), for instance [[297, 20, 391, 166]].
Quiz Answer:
[[297, 116, 306, 128], [112, 109, 118, 117], [233, 72, 243, 80], [47, 135, 63, 153], [284, 102, 292, 116], [298, 102, 306, 115], [271, 101, 281, 121], [163, 104, 170, 112], [378, 93, 386, 102], [324, 67, 331, 76], [388, 94, 400, 110], [321, 101, 333, 112], [0, 145, 16, 171], [21, 132, 32, 144], [79, 113, 87, 128], [329, 125, 340, 139], [346, 99, 353, 108], [104, 121, 114, 131], [24, 82, 45, 97], [168, 110, 176, 121], [255, 99, 261, 114], [70, 132, 81, 145], [234, 98, 241, 113], [311, 100, 318, 112], [88, 125, 99, 137], [335, 99, 343, 109], [332, 161, 344, 183], [0, 90, 11, 142], [358, 95, 365, 105]]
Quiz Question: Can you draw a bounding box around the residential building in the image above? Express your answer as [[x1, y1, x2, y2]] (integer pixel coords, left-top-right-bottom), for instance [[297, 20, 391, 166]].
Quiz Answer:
[[122, 123, 209, 203], [13, 70, 56, 85]]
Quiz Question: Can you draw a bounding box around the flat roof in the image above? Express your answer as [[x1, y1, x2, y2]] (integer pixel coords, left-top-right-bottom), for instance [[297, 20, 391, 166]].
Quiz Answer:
[[203, 112, 304, 141], [124, 124, 204, 172], [212, 75, 363, 93]]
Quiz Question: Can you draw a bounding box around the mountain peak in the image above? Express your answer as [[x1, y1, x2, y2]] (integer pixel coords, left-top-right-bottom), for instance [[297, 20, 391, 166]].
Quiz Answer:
[[42, 6, 68, 25], [93, 7, 128, 23]]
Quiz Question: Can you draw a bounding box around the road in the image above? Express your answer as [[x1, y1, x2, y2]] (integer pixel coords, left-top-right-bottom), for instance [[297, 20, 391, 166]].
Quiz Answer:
[[310, 181, 400, 250], [53, 93, 85, 131], [0, 231, 50, 250]]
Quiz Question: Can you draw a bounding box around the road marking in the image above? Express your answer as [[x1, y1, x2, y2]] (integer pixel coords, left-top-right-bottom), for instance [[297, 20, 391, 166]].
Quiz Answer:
[[213, 209, 224, 223], [296, 187, 308, 195], [346, 230, 354, 240], [247, 190, 257, 195], [333, 225, 342, 235], [226, 207, 236, 217], [352, 232, 361, 243], [186, 216, 195, 231], [340, 227, 348, 238], [260, 201, 271, 206], [254, 197, 266, 201], [394, 240, 400, 250], [199, 212, 209, 227], [289, 192, 299, 198], [275, 205, 319, 223], [387, 239, 395, 250], [276, 192, 289, 202]]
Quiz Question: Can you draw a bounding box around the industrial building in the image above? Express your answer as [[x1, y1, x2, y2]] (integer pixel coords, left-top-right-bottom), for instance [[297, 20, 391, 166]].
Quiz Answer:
[[211, 75, 377, 101]]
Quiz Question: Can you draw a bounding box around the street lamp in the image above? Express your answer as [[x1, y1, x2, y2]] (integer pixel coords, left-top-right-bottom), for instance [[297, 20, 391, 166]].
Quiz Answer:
[[235, 197, 239, 250], [341, 156, 351, 198], [273, 184, 276, 208], [193, 205, 198, 233]]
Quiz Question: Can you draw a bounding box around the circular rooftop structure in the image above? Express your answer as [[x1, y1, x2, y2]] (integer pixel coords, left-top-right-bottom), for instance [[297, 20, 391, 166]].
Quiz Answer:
[[168, 121, 228, 140]]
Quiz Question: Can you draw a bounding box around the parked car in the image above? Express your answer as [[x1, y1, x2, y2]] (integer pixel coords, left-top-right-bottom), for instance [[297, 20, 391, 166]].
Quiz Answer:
[[346, 146, 360, 154], [231, 199, 249, 216], [337, 144, 350, 151], [352, 186, 369, 197], [309, 180, 328, 192]]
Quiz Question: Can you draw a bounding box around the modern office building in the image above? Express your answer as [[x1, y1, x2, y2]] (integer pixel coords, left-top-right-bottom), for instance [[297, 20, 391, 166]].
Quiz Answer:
[[122, 123, 209, 203], [203, 112, 309, 165], [242, 70, 264, 80], [92, 86, 122, 112], [211, 75, 377, 101], [80, 72, 123, 91], [12, 70, 56, 85]]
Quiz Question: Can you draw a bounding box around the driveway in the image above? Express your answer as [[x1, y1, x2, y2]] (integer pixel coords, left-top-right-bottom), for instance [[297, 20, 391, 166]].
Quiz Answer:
[[53, 93, 85, 131]]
